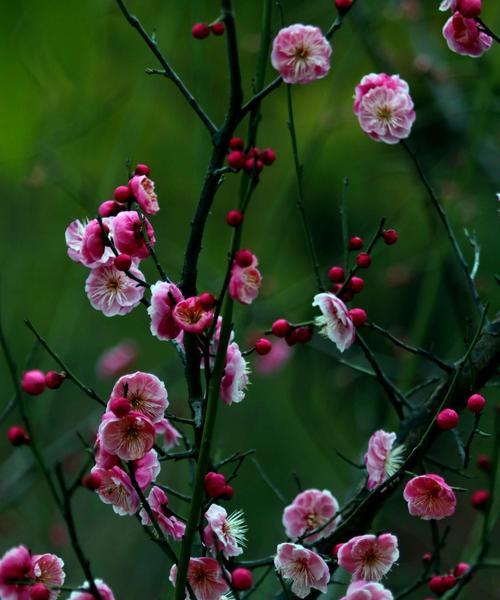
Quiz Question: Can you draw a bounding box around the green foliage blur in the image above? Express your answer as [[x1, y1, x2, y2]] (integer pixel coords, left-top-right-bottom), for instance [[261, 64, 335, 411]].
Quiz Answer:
[[1, 0, 499, 597]]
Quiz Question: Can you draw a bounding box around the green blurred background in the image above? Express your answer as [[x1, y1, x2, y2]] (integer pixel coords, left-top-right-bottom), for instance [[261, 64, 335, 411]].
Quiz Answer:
[[1, 0, 499, 597]]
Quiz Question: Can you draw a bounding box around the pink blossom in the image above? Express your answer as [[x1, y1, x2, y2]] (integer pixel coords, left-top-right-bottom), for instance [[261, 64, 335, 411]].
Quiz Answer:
[[94, 432, 120, 470], [229, 255, 262, 305], [274, 543, 330, 599], [98, 411, 155, 461], [96, 340, 138, 378], [68, 580, 115, 600], [255, 337, 292, 375], [271, 24, 332, 84], [203, 504, 247, 559], [140, 487, 186, 541], [129, 174, 159, 215], [172, 296, 214, 334], [133, 449, 161, 490], [341, 581, 394, 600], [442, 13, 492, 57], [85, 262, 145, 317], [80, 219, 114, 267], [364, 430, 404, 491], [0, 545, 32, 600], [155, 418, 182, 451], [109, 371, 168, 423], [31, 553, 65, 600], [148, 281, 184, 341], [220, 342, 249, 405], [92, 466, 140, 516], [113, 210, 155, 259], [403, 474, 457, 520], [338, 534, 399, 581], [283, 489, 340, 543], [169, 557, 229, 600], [313, 292, 356, 352], [353, 73, 416, 144]]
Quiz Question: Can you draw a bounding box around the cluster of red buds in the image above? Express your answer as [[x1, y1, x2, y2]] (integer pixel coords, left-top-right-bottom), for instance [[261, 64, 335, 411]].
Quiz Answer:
[[191, 21, 225, 40], [426, 561, 471, 595], [204, 471, 234, 500], [98, 163, 151, 219], [436, 393, 486, 431], [226, 137, 276, 174], [21, 369, 66, 395], [270, 319, 313, 347]]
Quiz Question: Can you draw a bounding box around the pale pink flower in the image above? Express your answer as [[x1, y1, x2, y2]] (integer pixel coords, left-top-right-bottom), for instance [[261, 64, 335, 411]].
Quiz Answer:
[[80, 218, 114, 267], [172, 296, 214, 334], [220, 342, 250, 405], [274, 543, 329, 599], [255, 337, 293, 375], [313, 292, 356, 352], [353, 73, 416, 144], [403, 474, 457, 520], [283, 489, 340, 543], [129, 174, 159, 215], [0, 545, 32, 600], [364, 430, 405, 491], [338, 534, 399, 581], [96, 340, 138, 378], [113, 210, 155, 259], [229, 256, 262, 305], [31, 553, 65, 600], [65, 219, 87, 264], [68, 580, 115, 600], [98, 410, 155, 461], [341, 580, 394, 600], [109, 371, 168, 423], [85, 262, 145, 317], [442, 13, 492, 57], [169, 557, 229, 600], [92, 466, 140, 516], [140, 486, 186, 541], [203, 504, 247, 559], [133, 449, 161, 490], [148, 281, 184, 341], [271, 24, 332, 84], [155, 417, 182, 451]]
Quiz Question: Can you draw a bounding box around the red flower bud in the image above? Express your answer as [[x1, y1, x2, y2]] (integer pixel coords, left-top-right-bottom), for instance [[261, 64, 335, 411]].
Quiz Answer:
[[21, 370, 46, 396], [349, 276, 365, 293], [235, 249, 254, 268], [109, 397, 132, 417], [199, 292, 216, 310], [82, 472, 102, 491], [210, 22, 225, 36], [226, 210, 244, 227], [471, 489, 490, 510], [29, 583, 51, 600], [134, 163, 151, 176], [114, 254, 132, 272], [467, 393, 485, 414], [231, 568, 253, 591], [45, 371, 65, 389], [204, 472, 227, 498], [476, 454, 491, 472], [328, 266, 345, 283], [114, 185, 131, 202], [348, 236, 363, 250], [356, 253, 372, 268], [457, 0, 482, 18], [227, 151, 246, 171], [7, 425, 30, 447], [272, 319, 291, 338], [260, 148, 276, 166], [255, 338, 272, 355], [191, 23, 210, 39], [98, 200, 125, 217], [229, 137, 245, 151], [349, 308, 367, 327], [382, 228, 399, 245], [436, 408, 459, 430], [454, 562, 470, 577]]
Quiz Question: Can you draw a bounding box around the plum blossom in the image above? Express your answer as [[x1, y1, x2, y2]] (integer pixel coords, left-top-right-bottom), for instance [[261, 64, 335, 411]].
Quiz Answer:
[[283, 489, 340, 543], [96, 340, 138, 378], [403, 474, 457, 520], [172, 296, 214, 334], [80, 218, 113, 267], [220, 342, 250, 405], [271, 24, 332, 84], [353, 73, 416, 144], [85, 262, 145, 317], [274, 543, 329, 599], [129, 174, 159, 215], [109, 371, 168, 423], [338, 534, 399, 581], [113, 210, 155, 259], [148, 281, 184, 341], [364, 430, 405, 490], [31, 553, 65, 600], [229, 255, 262, 305], [203, 504, 247, 559], [133, 449, 161, 490], [169, 557, 229, 600], [140, 487, 186, 541], [442, 13, 492, 57], [92, 466, 140, 516], [313, 292, 356, 352], [98, 411, 155, 461], [68, 580, 115, 600], [155, 417, 182, 451], [341, 581, 394, 600], [0, 545, 32, 600]]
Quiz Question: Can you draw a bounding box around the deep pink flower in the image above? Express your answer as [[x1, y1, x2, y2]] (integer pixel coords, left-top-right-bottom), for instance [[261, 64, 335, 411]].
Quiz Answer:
[[353, 73, 416, 144], [255, 337, 293, 375], [341, 580, 394, 600], [92, 466, 140, 516], [129, 174, 159, 215], [96, 340, 138, 378], [274, 543, 330, 598], [220, 342, 250, 405], [113, 211, 155, 259], [133, 449, 161, 490], [155, 418, 182, 451], [271, 24, 332, 84], [442, 13, 492, 57], [172, 297, 214, 334], [364, 430, 404, 490], [169, 557, 229, 600], [81, 219, 114, 267], [338, 534, 399, 581], [85, 262, 145, 317], [31, 554, 65, 600], [403, 474, 457, 520], [313, 292, 356, 352], [68, 580, 115, 600], [140, 487, 186, 541], [203, 504, 247, 559], [229, 254, 262, 305], [0, 545, 32, 600], [283, 489, 340, 543], [98, 411, 155, 461], [108, 371, 168, 423], [148, 281, 184, 341]]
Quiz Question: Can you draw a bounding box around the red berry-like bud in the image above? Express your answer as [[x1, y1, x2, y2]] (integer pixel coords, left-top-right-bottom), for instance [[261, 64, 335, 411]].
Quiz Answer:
[[204, 472, 227, 498], [255, 338, 272, 355], [98, 200, 125, 218], [220, 484, 234, 500], [227, 150, 246, 171], [226, 210, 244, 227], [454, 562, 470, 577], [191, 22, 210, 39], [382, 228, 399, 245], [428, 576, 447, 595], [134, 163, 150, 176], [467, 393, 485, 414], [109, 397, 132, 417], [442, 575, 457, 591], [332, 543, 343, 559], [471, 489, 490, 510], [349, 276, 365, 293], [22, 370, 46, 396], [330, 283, 342, 295], [45, 371, 65, 389], [81, 472, 102, 491], [260, 148, 276, 166], [7, 425, 30, 447], [199, 292, 216, 310], [30, 583, 51, 600], [294, 326, 313, 344], [356, 253, 372, 268], [229, 137, 245, 151], [339, 289, 354, 303], [457, 0, 482, 18], [235, 249, 254, 268], [348, 236, 363, 250], [349, 308, 367, 327], [246, 147, 261, 158], [335, 0, 354, 13], [436, 408, 459, 430], [285, 330, 299, 346], [114, 254, 132, 272], [232, 568, 253, 591], [328, 266, 345, 283], [476, 454, 492, 472], [210, 22, 225, 35], [114, 185, 131, 202], [422, 551, 432, 564], [243, 158, 263, 173], [272, 319, 291, 338]]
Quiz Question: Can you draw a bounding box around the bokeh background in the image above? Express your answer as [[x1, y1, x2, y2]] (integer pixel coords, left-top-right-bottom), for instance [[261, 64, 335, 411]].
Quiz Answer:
[[1, 0, 499, 598]]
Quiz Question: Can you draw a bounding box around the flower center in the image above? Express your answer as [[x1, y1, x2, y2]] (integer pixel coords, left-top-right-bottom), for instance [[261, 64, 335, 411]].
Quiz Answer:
[[377, 105, 394, 122], [106, 277, 121, 292], [295, 45, 309, 60]]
